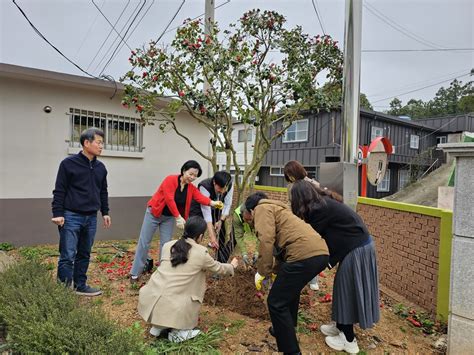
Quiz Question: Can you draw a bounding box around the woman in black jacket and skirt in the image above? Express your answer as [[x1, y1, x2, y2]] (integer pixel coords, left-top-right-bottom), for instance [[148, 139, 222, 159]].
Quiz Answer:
[[290, 180, 380, 354]]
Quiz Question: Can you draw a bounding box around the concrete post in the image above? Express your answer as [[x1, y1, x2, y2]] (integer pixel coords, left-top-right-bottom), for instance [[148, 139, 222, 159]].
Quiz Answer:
[[439, 142, 474, 354]]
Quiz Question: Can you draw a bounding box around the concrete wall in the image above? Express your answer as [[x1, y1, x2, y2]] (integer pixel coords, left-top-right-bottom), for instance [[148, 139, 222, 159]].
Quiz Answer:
[[0, 75, 211, 245]]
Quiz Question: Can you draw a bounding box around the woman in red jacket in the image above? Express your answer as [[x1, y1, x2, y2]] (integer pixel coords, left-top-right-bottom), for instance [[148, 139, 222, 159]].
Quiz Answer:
[[130, 160, 222, 281]]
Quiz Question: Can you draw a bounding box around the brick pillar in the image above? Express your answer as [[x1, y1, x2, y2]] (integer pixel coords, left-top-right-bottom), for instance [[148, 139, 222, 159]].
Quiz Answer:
[[439, 142, 474, 353]]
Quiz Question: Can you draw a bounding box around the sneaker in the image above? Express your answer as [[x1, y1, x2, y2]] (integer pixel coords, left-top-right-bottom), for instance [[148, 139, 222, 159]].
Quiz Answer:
[[320, 322, 340, 336], [325, 332, 359, 354], [75, 285, 102, 296], [130, 275, 139, 284], [168, 329, 201, 343], [309, 281, 319, 291], [149, 326, 163, 337]]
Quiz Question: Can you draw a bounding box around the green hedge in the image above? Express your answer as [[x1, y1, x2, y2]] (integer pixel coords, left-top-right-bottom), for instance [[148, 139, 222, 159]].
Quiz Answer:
[[0, 260, 153, 354]]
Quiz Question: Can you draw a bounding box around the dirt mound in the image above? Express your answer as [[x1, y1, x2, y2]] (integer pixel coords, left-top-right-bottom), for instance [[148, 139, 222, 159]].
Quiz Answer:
[[204, 268, 270, 320], [384, 162, 453, 207]]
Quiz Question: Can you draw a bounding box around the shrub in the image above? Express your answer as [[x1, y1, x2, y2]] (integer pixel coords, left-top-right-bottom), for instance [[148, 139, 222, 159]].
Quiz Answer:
[[0, 260, 153, 354], [0, 243, 14, 251]]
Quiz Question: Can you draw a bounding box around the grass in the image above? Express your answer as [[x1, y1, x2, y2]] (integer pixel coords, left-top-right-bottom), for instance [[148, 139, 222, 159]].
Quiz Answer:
[[151, 326, 222, 354]]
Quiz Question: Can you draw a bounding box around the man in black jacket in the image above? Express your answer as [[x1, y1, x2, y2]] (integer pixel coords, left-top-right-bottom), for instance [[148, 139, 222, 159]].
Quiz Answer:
[[51, 128, 111, 296]]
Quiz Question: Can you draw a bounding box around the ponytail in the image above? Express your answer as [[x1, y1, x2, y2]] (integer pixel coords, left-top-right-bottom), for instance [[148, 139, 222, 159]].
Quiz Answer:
[[170, 235, 192, 267], [170, 216, 207, 267]]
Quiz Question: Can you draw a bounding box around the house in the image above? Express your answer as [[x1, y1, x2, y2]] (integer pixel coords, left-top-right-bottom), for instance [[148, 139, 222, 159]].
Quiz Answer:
[[0, 63, 211, 246], [257, 108, 442, 198], [416, 113, 474, 145]]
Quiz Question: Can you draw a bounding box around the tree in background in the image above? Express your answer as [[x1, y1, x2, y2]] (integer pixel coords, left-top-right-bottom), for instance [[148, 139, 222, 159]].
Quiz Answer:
[[121, 10, 343, 203], [387, 79, 473, 119]]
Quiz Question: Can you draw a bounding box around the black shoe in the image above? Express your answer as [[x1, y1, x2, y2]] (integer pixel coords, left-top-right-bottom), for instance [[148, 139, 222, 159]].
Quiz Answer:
[[144, 258, 154, 273], [75, 285, 102, 296], [269, 326, 275, 337]]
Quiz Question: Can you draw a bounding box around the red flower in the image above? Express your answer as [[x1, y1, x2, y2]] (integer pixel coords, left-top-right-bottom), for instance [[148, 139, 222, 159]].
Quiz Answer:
[[200, 106, 207, 114], [307, 323, 319, 331], [178, 91, 185, 97], [136, 105, 143, 112], [142, 72, 148, 78], [106, 269, 113, 274], [319, 293, 332, 303], [152, 75, 158, 82]]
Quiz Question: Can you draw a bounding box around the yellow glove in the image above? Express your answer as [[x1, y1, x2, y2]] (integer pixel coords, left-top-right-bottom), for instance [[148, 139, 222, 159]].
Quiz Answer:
[[212, 200, 224, 210], [254, 272, 266, 291], [271, 273, 277, 282]]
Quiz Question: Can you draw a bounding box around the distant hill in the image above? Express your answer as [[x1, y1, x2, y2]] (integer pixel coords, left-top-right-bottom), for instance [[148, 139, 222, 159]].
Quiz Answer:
[[383, 162, 454, 207]]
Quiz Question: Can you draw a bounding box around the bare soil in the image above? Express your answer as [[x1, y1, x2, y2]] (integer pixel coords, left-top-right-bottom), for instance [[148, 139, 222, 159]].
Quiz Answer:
[[7, 240, 445, 354]]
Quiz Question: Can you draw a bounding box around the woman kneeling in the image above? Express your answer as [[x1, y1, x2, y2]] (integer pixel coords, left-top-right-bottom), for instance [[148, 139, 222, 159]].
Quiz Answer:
[[138, 216, 238, 342]]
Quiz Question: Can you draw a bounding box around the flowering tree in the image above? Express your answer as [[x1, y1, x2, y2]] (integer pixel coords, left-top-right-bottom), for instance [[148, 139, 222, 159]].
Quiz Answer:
[[121, 9, 343, 203]]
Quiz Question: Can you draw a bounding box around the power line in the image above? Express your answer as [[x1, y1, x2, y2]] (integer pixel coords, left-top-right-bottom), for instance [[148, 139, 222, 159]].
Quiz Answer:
[[86, 0, 131, 71], [371, 72, 471, 104], [363, 48, 474, 53], [367, 68, 471, 99], [155, 0, 185, 42], [162, 0, 230, 37], [92, 0, 132, 51], [11, 0, 101, 80], [311, 0, 326, 36], [90, 0, 140, 73], [364, 2, 445, 50], [99, 0, 147, 75], [102, 0, 159, 73], [74, 0, 106, 59]]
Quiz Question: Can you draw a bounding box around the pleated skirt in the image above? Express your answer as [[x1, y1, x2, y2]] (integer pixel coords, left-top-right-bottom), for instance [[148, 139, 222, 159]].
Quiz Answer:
[[332, 238, 380, 329]]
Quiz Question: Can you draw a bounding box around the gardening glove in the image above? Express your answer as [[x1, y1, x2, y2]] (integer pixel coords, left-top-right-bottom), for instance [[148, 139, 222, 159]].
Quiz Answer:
[[175, 215, 186, 230], [211, 200, 224, 210], [254, 272, 266, 291], [242, 254, 250, 266]]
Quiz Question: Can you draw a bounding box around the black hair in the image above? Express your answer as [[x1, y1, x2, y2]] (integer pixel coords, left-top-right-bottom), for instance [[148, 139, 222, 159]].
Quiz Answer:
[[244, 192, 268, 212], [170, 216, 207, 267], [290, 180, 342, 220], [212, 171, 232, 189], [80, 127, 104, 146], [180, 160, 203, 177]]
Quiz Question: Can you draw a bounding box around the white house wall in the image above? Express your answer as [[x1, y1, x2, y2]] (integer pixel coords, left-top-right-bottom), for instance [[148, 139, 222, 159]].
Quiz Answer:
[[0, 73, 210, 245]]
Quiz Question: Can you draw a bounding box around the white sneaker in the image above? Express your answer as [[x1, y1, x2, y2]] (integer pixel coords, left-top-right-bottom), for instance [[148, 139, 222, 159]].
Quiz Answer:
[[320, 322, 339, 336], [325, 332, 360, 354], [149, 326, 163, 337], [168, 329, 201, 343], [309, 281, 319, 290]]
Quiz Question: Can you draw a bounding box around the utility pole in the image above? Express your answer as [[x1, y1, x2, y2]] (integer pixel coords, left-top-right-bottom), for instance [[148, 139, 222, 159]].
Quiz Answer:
[[204, 0, 215, 93], [319, 0, 362, 210]]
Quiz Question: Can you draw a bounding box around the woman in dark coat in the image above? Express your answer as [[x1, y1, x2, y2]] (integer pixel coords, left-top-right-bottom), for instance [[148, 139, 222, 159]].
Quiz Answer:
[[290, 180, 380, 354]]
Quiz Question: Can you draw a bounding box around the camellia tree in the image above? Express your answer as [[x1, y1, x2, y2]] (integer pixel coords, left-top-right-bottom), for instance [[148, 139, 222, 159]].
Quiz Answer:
[[121, 9, 343, 203]]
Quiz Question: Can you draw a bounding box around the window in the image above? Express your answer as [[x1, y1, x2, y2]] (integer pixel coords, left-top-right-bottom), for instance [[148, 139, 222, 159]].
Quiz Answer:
[[371, 126, 384, 142], [237, 129, 252, 142], [377, 169, 390, 192], [305, 166, 317, 179], [283, 119, 308, 143], [69, 108, 142, 152], [398, 169, 410, 189], [437, 136, 447, 144], [270, 166, 284, 176], [410, 134, 420, 149]]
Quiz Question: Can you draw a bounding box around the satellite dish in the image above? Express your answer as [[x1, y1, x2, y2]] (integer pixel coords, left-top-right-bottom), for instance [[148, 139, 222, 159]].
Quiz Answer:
[[367, 137, 393, 186]]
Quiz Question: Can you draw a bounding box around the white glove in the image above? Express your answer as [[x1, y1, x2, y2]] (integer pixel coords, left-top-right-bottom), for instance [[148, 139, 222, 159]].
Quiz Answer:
[[175, 215, 185, 229]]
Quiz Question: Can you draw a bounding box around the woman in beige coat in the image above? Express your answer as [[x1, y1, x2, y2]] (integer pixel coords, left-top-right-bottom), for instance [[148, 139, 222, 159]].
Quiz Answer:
[[138, 216, 238, 342]]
